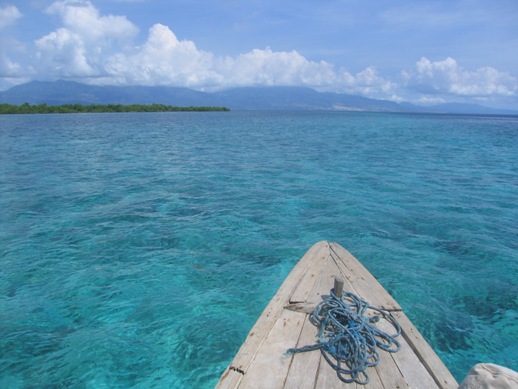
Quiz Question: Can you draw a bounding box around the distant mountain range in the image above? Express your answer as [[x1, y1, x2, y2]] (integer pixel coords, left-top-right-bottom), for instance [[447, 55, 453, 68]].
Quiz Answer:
[[1, 80, 516, 115]]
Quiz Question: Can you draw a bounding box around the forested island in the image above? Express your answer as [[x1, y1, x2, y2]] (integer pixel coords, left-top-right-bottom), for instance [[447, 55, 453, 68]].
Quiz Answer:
[[0, 103, 230, 114]]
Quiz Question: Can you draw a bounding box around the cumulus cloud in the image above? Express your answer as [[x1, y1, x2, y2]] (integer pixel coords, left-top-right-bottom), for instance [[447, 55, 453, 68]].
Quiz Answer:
[[35, 0, 138, 79], [404, 57, 517, 98], [337, 66, 397, 98], [104, 24, 218, 86], [45, 0, 138, 43], [0, 5, 22, 29], [215, 48, 337, 89]]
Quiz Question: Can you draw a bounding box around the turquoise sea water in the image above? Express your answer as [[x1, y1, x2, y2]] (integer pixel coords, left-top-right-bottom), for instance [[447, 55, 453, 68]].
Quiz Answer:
[[0, 111, 517, 388]]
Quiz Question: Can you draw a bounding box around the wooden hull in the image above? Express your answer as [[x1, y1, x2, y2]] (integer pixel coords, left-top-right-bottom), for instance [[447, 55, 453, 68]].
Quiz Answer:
[[216, 241, 458, 389]]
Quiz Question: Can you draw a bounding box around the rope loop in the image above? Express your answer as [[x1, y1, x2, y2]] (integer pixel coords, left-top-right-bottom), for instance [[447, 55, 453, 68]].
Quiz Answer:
[[288, 289, 401, 385]]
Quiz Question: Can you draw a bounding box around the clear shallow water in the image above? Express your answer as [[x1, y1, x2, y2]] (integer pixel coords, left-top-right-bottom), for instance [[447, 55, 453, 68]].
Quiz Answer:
[[0, 111, 516, 388]]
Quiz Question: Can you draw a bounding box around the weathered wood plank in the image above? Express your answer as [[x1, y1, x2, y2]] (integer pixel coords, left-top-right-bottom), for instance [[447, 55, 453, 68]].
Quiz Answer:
[[289, 241, 330, 303], [217, 368, 244, 389], [314, 353, 357, 389], [360, 362, 384, 389], [306, 251, 339, 305], [373, 366, 408, 389], [394, 311, 458, 389], [376, 316, 440, 389], [373, 348, 410, 389], [389, 342, 439, 389], [284, 314, 320, 389], [237, 309, 304, 389]]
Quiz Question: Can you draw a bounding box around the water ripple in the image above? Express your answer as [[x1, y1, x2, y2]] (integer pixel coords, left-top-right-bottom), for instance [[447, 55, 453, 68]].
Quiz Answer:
[[0, 111, 517, 387]]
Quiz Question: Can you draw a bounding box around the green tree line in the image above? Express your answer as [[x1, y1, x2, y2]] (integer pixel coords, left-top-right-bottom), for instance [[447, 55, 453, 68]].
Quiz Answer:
[[0, 103, 230, 114]]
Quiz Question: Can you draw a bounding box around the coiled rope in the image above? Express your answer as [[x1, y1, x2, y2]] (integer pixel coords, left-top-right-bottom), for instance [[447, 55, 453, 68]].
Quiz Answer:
[[287, 289, 401, 385]]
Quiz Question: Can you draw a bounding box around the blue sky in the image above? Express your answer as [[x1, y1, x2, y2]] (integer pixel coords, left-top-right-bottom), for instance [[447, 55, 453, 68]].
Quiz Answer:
[[1, 0, 517, 108]]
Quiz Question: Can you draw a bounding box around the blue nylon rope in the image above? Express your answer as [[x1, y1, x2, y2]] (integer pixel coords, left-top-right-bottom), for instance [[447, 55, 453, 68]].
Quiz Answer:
[[287, 289, 401, 385]]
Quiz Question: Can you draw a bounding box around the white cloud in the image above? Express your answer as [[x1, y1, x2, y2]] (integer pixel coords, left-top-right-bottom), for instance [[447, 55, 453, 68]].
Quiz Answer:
[[36, 28, 96, 76], [104, 23, 219, 86], [338, 67, 396, 98], [0, 5, 25, 89], [0, 55, 23, 75], [0, 5, 22, 29], [405, 57, 517, 98], [34, 0, 138, 79], [45, 0, 138, 43], [215, 48, 336, 88]]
